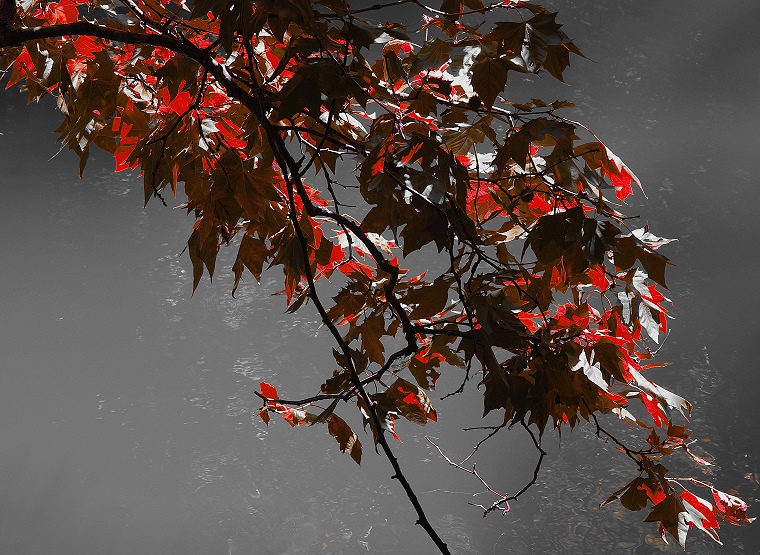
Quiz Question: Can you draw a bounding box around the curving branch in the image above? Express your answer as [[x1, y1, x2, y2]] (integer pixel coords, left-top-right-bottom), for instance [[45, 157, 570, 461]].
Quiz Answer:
[[0, 8, 451, 554]]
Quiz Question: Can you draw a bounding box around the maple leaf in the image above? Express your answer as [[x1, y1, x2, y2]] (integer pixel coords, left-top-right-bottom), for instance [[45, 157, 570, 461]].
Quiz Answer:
[[629, 367, 692, 423], [326, 413, 363, 464], [632, 226, 677, 250], [385, 377, 438, 425], [578, 140, 643, 202], [679, 488, 722, 545], [644, 494, 684, 545], [570, 350, 608, 392], [260, 381, 279, 401], [470, 57, 508, 109], [712, 489, 756, 525]]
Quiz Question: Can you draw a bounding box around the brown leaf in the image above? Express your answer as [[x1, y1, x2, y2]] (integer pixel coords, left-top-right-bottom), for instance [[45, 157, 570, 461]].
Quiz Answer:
[[470, 57, 508, 109], [644, 494, 685, 546], [385, 377, 437, 425], [326, 414, 363, 464], [404, 275, 453, 320], [187, 222, 220, 292], [361, 311, 386, 365], [232, 233, 270, 295]]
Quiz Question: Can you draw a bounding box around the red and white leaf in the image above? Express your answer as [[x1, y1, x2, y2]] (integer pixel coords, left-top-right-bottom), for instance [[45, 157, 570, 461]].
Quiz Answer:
[[679, 489, 722, 545], [629, 368, 691, 420], [712, 489, 756, 525]]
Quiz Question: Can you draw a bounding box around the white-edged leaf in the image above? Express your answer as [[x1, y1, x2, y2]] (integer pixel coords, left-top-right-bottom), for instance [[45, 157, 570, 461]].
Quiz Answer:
[[618, 291, 634, 324], [571, 350, 608, 391], [629, 368, 691, 419], [638, 302, 659, 343], [632, 227, 676, 250]]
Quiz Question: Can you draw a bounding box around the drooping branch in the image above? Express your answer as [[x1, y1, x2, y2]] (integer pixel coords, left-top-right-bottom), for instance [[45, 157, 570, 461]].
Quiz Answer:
[[0, 9, 452, 554], [267, 112, 452, 555]]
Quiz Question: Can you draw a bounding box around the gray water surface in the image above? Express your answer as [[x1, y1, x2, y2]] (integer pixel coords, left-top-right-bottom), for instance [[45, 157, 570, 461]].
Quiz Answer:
[[1, 1, 759, 553]]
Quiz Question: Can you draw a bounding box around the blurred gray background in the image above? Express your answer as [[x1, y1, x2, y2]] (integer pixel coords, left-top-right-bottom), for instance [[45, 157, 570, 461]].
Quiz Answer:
[[1, 1, 758, 553]]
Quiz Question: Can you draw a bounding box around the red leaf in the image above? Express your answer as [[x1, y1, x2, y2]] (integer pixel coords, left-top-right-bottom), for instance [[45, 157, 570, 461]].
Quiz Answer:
[[44, 0, 80, 24], [260, 381, 278, 400], [114, 136, 139, 172], [640, 392, 668, 428], [712, 489, 756, 525], [216, 118, 247, 148], [587, 264, 610, 290], [168, 90, 193, 114], [338, 259, 375, 280], [72, 36, 102, 60], [282, 407, 310, 426], [639, 481, 667, 505], [455, 154, 471, 167], [680, 488, 722, 544], [598, 141, 642, 202], [607, 166, 634, 202], [629, 367, 691, 421]]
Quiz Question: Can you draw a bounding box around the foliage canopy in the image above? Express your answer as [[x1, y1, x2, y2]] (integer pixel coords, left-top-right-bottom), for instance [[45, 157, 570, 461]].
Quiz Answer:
[[0, 0, 753, 551]]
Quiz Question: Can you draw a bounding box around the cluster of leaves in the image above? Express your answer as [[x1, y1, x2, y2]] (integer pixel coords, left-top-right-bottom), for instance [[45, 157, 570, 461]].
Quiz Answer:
[[602, 424, 755, 547], [0, 0, 752, 551]]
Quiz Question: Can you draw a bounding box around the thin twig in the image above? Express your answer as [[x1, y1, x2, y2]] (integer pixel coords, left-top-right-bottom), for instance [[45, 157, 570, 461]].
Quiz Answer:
[[426, 436, 511, 517]]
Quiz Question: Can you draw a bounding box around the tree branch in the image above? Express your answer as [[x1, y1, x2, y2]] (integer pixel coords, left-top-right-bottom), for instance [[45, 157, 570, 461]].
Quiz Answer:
[[426, 436, 511, 517]]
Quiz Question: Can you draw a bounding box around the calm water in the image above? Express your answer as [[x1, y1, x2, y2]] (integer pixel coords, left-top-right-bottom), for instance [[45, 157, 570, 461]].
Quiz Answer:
[[1, 1, 758, 553]]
